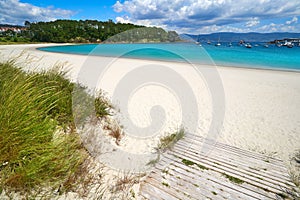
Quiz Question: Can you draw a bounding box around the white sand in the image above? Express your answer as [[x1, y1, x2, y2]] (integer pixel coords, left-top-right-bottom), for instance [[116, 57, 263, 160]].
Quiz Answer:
[[1, 44, 300, 168]]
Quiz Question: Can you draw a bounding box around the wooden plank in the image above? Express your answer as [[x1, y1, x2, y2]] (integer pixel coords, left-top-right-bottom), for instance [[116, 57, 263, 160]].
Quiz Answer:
[[185, 134, 286, 167], [174, 141, 294, 187], [148, 170, 226, 200], [175, 141, 290, 182], [184, 134, 285, 166], [144, 176, 198, 200], [158, 155, 277, 199], [154, 161, 269, 200], [139, 133, 293, 200], [168, 148, 288, 194], [178, 138, 290, 176]]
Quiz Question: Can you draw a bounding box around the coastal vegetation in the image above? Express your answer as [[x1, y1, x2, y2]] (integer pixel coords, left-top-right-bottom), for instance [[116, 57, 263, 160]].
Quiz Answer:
[[157, 128, 185, 152], [0, 60, 112, 197], [0, 20, 180, 44]]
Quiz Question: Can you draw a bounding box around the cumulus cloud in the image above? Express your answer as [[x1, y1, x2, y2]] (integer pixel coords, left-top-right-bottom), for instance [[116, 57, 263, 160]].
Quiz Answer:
[[286, 16, 298, 25], [0, 0, 74, 25], [245, 18, 260, 27], [257, 21, 300, 33], [113, 0, 300, 33]]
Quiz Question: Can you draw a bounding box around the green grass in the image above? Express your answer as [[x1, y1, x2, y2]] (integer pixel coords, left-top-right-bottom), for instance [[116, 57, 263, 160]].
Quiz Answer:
[[161, 182, 170, 187], [222, 173, 245, 184], [181, 159, 209, 170], [0, 61, 112, 196], [182, 159, 195, 166], [157, 128, 185, 151]]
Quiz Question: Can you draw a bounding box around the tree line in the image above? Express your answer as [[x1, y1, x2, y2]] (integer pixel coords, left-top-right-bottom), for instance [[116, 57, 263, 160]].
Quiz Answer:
[[0, 20, 180, 43]]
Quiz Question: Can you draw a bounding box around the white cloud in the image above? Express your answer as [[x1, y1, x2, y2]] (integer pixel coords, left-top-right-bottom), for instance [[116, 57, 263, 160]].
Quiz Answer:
[[286, 16, 298, 25], [245, 18, 260, 27], [0, 0, 74, 25], [257, 21, 300, 33], [113, 1, 123, 13], [113, 0, 300, 33], [116, 16, 132, 24]]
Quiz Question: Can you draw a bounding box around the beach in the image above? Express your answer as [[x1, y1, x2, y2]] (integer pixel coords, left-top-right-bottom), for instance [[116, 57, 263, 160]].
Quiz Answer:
[[1, 44, 300, 167]]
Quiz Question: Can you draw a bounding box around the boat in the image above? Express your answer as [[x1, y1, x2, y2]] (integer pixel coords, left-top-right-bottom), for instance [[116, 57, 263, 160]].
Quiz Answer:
[[245, 43, 252, 48], [254, 44, 259, 47], [287, 43, 293, 48], [239, 40, 245, 46], [263, 44, 269, 48], [284, 41, 294, 48], [196, 42, 202, 47], [207, 40, 211, 45], [228, 42, 232, 47], [215, 37, 221, 46], [195, 35, 201, 46]]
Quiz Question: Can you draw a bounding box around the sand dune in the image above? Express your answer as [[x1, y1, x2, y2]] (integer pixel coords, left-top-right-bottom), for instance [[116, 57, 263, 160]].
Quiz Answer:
[[1, 44, 299, 168]]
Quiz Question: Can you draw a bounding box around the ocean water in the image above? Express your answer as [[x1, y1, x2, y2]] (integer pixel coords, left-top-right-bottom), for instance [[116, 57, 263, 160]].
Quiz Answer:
[[38, 43, 300, 71]]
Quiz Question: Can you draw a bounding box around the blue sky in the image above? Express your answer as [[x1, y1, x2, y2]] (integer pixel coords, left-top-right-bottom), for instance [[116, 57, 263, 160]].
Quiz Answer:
[[21, 0, 119, 21], [1, 0, 300, 34]]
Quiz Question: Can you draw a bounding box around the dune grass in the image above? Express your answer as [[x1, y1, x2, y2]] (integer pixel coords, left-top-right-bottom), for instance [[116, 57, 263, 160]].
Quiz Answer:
[[0, 60, 111, 196], [157, 128, 185, 152]]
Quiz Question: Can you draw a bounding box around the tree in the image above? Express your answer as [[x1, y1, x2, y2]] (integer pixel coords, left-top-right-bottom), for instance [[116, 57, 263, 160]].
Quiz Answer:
[[24, 21, 31, 28]]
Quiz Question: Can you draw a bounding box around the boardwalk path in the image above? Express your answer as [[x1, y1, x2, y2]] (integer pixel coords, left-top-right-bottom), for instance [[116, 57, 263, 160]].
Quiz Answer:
[[139, 134, 295, 199]]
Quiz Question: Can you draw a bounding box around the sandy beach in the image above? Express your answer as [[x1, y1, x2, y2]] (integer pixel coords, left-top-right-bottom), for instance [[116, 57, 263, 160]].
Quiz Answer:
[[1, 44, 299, 168]]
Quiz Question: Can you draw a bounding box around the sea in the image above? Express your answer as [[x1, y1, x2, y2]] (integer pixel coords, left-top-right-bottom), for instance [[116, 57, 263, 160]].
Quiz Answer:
[[38, 43, 300, 71]]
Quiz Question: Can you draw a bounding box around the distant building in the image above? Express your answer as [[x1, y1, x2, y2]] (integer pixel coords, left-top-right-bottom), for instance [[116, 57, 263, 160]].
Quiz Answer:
[[0, 26, 27, 33]]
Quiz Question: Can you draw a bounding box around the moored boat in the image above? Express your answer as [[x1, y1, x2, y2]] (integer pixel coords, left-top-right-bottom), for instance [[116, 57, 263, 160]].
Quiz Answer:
[[245, 43, 252, 48]]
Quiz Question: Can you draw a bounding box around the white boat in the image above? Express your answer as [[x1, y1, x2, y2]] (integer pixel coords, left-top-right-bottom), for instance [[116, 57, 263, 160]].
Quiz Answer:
[[287, 43, 293, 48], [284, 41, 293, 48], [263, 44, 269, 48], [215, 37, 221, 46], [195, 35, 201, 45], [245, 43, 252, 48]]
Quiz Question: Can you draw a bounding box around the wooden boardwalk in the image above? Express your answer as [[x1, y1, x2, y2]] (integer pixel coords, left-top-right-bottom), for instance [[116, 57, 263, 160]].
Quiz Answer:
[[139, 134, 295, 200]]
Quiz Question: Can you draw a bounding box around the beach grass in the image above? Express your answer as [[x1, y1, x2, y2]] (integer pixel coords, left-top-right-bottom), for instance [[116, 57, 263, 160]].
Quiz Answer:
[[157, 128, 185, 152], [0, 60, 111, 196]]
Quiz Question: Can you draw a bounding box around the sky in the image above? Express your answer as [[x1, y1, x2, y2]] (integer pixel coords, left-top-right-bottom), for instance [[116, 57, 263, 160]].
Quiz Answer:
[[1, 0, 300, 34]]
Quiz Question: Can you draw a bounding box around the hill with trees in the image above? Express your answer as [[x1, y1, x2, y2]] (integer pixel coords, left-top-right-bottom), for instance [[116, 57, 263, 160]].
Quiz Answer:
[[0, 20, 180, 43]]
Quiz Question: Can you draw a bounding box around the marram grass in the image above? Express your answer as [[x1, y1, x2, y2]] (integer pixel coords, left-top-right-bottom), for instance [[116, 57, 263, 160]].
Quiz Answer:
[[0, 61, 94, 196]]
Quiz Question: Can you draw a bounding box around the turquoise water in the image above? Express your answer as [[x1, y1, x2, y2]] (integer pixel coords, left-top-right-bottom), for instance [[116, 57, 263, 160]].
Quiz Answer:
[[38, 43, 300, 71]]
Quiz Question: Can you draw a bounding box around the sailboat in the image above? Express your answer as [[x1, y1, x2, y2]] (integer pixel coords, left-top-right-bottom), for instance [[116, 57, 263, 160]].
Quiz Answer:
[[195, 35, 202, 46], [215, 37, 221, 46]]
